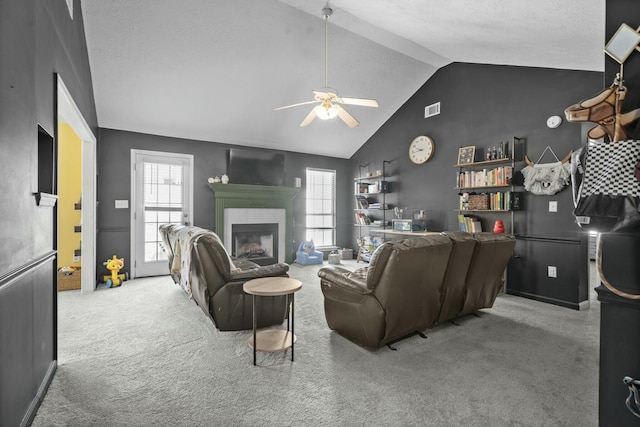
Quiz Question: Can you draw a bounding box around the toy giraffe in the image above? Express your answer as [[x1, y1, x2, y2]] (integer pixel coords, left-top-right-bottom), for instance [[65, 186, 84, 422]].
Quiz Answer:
[[103, 255, 125, 288]]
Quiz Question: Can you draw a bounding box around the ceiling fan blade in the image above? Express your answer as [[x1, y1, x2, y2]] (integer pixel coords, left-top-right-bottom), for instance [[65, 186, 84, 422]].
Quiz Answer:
[[274, 100, 318, 111], [337, 97, 379, 108], [336, 105, 359, 128], [300, 108, 317, 127]]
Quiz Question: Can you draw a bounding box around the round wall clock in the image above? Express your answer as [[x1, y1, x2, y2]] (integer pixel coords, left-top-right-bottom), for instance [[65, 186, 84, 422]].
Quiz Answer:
[[409, 135, 435, 164]]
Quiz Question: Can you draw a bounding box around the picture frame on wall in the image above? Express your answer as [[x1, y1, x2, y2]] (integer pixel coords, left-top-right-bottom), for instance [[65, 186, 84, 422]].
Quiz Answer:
[[604, 23, 640, 64], [457, 146, 476, 165]]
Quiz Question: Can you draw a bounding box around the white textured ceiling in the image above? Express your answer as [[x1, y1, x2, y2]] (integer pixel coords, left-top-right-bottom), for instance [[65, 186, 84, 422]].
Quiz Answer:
[[81, 0, 605, 158]]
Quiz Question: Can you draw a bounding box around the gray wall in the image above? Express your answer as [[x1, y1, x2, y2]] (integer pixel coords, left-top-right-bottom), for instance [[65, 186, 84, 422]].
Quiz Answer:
[[0, 0, 97, 425], [349, 63, 603, 307], [96, 128, 350, 274]]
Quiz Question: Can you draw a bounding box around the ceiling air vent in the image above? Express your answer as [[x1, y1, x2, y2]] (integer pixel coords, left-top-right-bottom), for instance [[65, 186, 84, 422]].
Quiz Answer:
[[424, 102, 440, 119]]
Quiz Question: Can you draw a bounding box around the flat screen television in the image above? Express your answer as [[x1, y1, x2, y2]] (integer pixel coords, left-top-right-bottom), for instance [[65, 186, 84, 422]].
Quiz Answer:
[[226, 148, 285, 186]]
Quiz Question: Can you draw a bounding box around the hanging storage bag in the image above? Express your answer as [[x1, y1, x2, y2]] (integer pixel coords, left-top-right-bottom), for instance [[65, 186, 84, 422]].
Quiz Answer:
[[572, 139, 640, 232]]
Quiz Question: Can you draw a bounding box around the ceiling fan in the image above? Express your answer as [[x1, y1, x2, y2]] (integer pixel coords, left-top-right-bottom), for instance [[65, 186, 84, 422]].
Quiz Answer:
[[274, 6, 378, 128]]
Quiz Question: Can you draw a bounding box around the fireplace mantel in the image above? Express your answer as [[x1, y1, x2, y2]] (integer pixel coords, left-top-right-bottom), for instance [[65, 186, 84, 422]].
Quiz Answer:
[[208, 183, 299, 263]]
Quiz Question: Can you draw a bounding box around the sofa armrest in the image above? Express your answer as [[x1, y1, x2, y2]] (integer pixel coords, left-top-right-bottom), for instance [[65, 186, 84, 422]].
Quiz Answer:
[[230, 262, 290, 281], [317, 266, 371, 295]]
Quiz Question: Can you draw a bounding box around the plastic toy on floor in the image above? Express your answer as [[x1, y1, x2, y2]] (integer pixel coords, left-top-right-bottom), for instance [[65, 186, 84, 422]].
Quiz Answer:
[[103, 255, 126, 288], [295, 240, 323, 265]]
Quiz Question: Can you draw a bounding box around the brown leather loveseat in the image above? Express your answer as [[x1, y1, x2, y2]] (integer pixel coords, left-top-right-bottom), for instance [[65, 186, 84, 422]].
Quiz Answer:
[[317, 232, 516, 348], [159, 224, 290, 331]]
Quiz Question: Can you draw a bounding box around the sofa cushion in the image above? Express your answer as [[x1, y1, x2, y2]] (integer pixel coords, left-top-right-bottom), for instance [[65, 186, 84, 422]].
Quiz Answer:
[[460, 233, 516, 316], [365, 242, 395, 290], [374, 236, 453, 343], [438, 231, 477, 322], [318, 265, 370, 294]]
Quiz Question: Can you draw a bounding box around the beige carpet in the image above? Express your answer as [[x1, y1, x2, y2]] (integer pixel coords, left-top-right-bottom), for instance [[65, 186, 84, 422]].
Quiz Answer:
[[32, 260, 599, 426]]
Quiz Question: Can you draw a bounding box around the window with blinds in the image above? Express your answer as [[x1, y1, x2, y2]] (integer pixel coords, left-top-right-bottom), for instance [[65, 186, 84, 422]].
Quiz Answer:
[[305, 168, 336, 247]]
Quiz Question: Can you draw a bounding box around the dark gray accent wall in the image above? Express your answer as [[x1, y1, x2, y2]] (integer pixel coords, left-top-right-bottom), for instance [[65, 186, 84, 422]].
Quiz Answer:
[[349, 63, 603, 308], [96, 128, 350, 274], [0, 0, 97, 425]]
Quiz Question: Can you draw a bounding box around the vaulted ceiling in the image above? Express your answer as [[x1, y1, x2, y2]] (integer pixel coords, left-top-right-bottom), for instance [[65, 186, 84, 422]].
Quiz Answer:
[[81, 0, 605, 158]]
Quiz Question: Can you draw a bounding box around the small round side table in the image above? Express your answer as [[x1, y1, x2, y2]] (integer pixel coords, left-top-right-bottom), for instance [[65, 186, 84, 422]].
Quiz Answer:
[[243, 277, 302, 366]]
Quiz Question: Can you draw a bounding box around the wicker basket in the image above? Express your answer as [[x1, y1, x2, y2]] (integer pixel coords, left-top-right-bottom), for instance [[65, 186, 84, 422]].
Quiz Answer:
[[58, 267, 81, 291], [468, 194, 490, 210], [340, 248, 353, 260]]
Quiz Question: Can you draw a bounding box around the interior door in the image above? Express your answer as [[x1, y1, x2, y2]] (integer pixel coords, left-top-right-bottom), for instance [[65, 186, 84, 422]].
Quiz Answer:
[[131, 150, 193, 278]]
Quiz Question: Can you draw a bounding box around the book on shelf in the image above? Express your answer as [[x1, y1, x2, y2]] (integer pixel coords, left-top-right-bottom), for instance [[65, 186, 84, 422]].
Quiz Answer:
[[457, 214, 483, 233], [354, 182, 370, 194], [459, 191, 520, 211], [355, 195, 369, 209], [457, 165, 513, 188], [354, 212, 371, 225]]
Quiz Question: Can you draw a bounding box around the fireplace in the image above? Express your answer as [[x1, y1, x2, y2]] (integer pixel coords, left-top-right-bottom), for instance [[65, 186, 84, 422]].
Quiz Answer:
[[209, 183, 299, 263], [232, 223, 278, 266], [222, 207, 286, 264]]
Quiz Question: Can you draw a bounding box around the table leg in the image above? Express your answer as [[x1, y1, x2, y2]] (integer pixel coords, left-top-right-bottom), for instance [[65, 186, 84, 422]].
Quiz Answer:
[[252, 294, 257, 366], [291, 292, 295, 362]]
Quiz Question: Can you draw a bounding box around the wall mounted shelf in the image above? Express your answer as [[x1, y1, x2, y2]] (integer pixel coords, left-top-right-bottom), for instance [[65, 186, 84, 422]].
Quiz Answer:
[[454, 136, 524, 233]]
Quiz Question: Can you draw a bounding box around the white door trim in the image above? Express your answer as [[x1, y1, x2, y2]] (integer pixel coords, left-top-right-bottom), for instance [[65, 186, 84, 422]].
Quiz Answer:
[[129, 149, 194, 279], [57, 75, 97, 293]]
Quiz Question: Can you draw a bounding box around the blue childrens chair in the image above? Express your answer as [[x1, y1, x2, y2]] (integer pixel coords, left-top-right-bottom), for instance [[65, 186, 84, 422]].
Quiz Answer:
[[295, 240, 324, 265]]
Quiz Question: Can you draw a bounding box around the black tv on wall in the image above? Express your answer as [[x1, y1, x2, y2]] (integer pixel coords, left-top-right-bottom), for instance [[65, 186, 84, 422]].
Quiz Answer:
[[226, 148, 285, 186]]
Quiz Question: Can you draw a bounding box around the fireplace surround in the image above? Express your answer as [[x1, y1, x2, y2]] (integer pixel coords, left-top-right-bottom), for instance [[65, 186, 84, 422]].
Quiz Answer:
[[209, 183, 299, 263]]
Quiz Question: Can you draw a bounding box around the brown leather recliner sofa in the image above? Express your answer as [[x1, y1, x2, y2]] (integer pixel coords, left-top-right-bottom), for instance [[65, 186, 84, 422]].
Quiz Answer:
[[317, 232, 516, 349], [159, 224, 290, 331]]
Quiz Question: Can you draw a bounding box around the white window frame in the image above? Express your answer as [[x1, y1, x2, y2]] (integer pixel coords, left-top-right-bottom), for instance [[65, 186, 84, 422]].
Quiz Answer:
[[305, 168, 336, 248]]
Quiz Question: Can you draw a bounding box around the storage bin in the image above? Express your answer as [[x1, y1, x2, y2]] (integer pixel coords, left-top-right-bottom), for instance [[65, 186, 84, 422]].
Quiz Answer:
[[58, 267, 81, 291], [468, 194, 490, 210], [328, 251, 341, 265], [340, 248, 353, 260]]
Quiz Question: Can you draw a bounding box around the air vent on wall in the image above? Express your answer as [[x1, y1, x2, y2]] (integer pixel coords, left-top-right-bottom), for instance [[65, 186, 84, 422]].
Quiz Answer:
[[424, 102, 440, 118]]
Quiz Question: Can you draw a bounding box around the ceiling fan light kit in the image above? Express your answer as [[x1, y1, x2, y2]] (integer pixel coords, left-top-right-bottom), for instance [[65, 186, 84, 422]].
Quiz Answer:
[[316, 103, 339, 120], [275, 7, 378, 128]]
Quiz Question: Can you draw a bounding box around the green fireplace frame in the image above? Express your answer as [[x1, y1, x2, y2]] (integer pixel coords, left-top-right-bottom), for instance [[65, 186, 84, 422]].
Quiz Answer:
[[209, 183, 300, 263]]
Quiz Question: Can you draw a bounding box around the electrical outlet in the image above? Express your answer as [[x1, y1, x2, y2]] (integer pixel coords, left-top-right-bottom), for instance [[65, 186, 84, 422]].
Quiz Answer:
[[73, 256, 80, 263], [549, 201, 558, 212], [548, 265, 557, 278]]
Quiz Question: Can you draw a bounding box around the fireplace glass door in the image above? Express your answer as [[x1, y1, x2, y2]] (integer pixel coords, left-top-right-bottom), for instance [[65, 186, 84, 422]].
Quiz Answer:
[[232, 223, 278, 266]]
